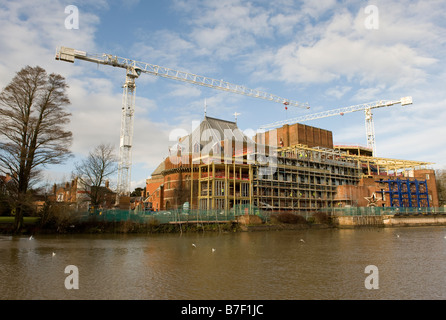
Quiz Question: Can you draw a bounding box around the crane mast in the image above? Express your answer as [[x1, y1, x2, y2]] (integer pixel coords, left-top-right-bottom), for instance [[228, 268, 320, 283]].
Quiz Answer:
[[118, 70, 137, 197], [55, 46, 309, 196], [260, 97, 413, 157]]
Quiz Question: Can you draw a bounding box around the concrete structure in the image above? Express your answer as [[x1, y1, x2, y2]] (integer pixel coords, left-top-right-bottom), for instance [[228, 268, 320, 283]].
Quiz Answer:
[[146, 116, 437, 213], [334, 214, 446, 228]]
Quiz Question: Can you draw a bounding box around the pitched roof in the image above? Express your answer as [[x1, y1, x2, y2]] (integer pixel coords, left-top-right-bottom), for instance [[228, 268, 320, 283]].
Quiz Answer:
[[178, 116, 254, 149], [151, 160, 165, 177]]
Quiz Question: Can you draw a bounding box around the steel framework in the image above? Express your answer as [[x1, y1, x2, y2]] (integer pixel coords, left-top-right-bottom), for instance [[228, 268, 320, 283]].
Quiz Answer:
[[379, 178, 430, 208], [261, 97, 413, 157]]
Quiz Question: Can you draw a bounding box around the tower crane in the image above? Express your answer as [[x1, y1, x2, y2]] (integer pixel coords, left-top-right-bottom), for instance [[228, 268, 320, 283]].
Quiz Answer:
[[260, 96, 413, 157], [55, 46, 309, 196]]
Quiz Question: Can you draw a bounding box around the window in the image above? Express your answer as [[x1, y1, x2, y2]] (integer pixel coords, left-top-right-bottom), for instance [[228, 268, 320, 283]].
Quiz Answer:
[[241, 183, 249, 197], [215, 181, 225, 196], [194, 142, 201, 154], [215, 198, 225, 210]]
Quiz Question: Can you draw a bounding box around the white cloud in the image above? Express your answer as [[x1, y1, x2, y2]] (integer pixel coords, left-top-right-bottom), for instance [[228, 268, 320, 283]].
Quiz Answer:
[[301, 0, 337, 19], [325, 85, 352, 99], [242, 1, 443, 92], [2, 0, 446, 188], [0, 0, 168, 187], [168, 83, 202, 98]]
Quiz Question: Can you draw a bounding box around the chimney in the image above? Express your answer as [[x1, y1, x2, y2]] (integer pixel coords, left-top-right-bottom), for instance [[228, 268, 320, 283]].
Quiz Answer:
[[105, 180, 109, 189]]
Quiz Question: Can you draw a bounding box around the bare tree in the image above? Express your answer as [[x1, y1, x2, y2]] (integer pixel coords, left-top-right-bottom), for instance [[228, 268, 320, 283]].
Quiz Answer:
[[74, 143, 117, 208], [0, 66, 72, 233]]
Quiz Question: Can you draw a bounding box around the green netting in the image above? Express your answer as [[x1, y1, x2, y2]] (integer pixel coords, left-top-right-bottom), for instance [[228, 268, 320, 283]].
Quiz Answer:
[[80, 207, 267, 224], [78, 206, 446, 224]]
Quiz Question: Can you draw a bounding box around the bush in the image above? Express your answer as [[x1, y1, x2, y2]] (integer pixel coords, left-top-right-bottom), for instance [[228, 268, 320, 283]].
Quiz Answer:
[[38, 202, 80, 232], [271, 212, 307, 224], [313, 211, 329, 224]]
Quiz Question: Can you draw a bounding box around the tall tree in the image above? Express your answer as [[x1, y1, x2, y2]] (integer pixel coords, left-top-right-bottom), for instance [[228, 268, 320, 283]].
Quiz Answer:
[[74, 143, 117, 208], [0, 66, 72, 233]]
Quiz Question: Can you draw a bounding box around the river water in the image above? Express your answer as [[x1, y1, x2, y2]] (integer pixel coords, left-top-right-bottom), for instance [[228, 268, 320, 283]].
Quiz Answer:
[[1, 226, 446, 300]]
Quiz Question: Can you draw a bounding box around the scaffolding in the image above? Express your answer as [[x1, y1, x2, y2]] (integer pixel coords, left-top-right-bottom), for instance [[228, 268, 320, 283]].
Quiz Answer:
[[197, 159, 253, 214], [156, 114, 433, 214], [192, 144, 362, 213], [253, 145, 360, 212]]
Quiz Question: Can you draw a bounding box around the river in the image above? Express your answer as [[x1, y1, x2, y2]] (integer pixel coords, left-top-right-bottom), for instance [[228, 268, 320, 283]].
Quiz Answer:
[[1, 226, 446, 300]]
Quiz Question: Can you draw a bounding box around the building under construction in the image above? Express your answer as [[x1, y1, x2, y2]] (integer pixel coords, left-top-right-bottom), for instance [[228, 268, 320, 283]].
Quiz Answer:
[[146, 116, 438, 213]]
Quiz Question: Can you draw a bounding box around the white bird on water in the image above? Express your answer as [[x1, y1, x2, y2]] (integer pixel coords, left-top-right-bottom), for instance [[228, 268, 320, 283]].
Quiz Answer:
[[299, 239, 305, 243], [29, 235, 34, 240], [212, 248, 216, 252], [192, 243, 196, 248], [52, 252, 56, 257]]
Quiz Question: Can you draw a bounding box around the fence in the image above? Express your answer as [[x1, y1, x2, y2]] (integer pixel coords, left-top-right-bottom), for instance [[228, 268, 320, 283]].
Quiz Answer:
[[80, 206, 446, 224], [82, 206, 267, 224], [323, 206, 446, 217]]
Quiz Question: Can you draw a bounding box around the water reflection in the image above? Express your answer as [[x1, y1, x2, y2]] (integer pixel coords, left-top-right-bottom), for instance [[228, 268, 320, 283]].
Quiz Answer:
[[1, 227, 446, 300]]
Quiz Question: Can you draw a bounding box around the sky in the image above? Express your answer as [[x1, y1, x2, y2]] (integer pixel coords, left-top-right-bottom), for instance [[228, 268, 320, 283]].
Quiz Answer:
[[1, 0, 446, 192]]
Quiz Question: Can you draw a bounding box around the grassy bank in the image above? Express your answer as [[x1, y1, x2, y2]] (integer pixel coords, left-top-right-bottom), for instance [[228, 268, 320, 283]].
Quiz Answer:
[[0, 217, 41, 224], [0, 217, 41, 234]]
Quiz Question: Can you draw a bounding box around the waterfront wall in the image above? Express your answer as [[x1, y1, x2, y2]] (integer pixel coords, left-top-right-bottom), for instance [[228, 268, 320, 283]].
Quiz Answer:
[[334, 215, 390, 227], [382, 216, 446, 227], [334, 214, 446, 228]]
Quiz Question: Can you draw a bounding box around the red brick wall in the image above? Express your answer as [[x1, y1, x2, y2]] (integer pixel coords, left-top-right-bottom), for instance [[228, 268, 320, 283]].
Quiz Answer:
[[334, 170, 440, 208], [255, 123, 333, 149], [146, 164, 200, 211]]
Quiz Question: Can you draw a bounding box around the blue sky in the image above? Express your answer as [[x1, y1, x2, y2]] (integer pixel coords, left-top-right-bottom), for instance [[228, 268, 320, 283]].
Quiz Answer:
[[1, 0, 446, 191]]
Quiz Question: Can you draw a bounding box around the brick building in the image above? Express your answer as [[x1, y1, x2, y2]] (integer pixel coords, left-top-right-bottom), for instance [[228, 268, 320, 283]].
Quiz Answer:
[[146, 116, 438, 213], [50, 178, 116, 210]]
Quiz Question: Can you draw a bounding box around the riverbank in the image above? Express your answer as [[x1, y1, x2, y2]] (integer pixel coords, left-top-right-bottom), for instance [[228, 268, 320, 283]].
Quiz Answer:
[[3, 213, 446, 235], [0, 215, 330, 235]]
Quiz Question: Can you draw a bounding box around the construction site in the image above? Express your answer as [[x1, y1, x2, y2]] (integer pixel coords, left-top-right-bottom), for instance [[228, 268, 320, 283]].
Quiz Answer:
[[53, 47, 439, 219], [145, 115, 438, 216]]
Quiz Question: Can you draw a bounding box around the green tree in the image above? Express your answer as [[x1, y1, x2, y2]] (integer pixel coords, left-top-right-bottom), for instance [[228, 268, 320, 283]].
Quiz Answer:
[[131, 187, 145, 197], [0, 66, 72, 233]]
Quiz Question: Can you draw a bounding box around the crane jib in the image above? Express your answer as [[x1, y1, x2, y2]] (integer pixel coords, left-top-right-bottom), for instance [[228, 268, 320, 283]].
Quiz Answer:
[[55, 45, 309, 196]]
